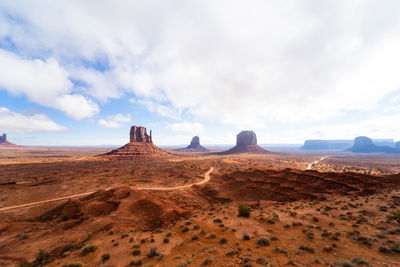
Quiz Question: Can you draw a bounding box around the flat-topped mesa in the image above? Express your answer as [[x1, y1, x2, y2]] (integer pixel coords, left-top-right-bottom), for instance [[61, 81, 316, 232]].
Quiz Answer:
[[0, 133, 6, 143], [236, 131, 257, 146], [130, 126, 152, 143]]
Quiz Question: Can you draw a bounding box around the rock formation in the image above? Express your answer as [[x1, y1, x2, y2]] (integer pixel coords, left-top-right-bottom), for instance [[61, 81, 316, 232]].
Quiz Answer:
[[347, 136, 400, 154], [301, 140, 353, 150], [0, 133, 6, 143], [104, 126, 169, 157], [130, 126, 152, 143], [219, 130, 268, 154], [177, 136, 209, 152], [0, 133, 18, 147], [396, 141, 400, 148]]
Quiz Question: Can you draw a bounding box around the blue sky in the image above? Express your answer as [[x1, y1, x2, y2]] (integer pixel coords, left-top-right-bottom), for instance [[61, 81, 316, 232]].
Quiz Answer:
[[1, 1, 400, 146]]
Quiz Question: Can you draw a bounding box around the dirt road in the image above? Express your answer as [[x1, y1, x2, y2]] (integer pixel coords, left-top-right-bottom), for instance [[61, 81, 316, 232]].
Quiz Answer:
[[0, 167, 214, 212], [306, 157, 326, 170]]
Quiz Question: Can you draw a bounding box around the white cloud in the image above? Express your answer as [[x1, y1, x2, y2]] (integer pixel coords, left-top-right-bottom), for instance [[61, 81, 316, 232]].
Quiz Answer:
[[0, 48, 99, 119], [98, 113, 131, 128], [137, 99, 180, 120], [1, 1, 400, 131], [55, 94, 99, 120], [167, 122, 204, 133], [0, 107, 66, 133]]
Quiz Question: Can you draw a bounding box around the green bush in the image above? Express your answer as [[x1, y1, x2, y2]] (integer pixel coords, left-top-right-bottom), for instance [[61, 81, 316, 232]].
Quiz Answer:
[[256, 237, 270, 246], [81, 245, 97, 256], [238, 204, 251, 217]]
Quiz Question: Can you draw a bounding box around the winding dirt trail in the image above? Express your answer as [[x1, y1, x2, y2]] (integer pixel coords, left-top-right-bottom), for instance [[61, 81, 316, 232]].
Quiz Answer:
[[306, 157, 326, 170], [0, 167, 214, 212]]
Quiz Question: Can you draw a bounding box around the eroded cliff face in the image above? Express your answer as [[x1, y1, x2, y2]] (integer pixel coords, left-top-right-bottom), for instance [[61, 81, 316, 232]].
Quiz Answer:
[[130, 126, 152, 143], [236, 131, 257, 146]]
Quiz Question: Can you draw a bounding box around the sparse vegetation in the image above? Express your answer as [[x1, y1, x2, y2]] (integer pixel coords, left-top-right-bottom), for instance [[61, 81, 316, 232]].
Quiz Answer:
[[238, 204, 251, 217]]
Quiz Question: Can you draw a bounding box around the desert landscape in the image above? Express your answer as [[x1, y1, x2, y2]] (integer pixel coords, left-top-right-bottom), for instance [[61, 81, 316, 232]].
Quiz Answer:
[[1, 127, 399, 267], [2, 1, 400, 266]]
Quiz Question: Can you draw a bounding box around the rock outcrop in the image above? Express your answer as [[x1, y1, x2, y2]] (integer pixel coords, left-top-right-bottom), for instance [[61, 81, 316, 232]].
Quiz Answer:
[[104, 126, 169, 157], [219, 130, 268, 154], [0, 133, 18, 147], [177, 136, 208, 152], [130, 126, 152, 143], [347, 136, 400, 154], [0, 134, 6, 143]]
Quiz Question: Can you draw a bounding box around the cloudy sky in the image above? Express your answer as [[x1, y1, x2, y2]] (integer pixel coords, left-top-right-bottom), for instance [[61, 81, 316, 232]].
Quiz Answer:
[[1, 0, 400, 146]]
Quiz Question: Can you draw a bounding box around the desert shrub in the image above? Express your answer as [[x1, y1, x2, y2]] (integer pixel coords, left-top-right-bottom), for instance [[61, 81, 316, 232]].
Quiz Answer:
[[182, 227, 189, 233], [219, 237, 227, 244], [273, 247, 288, 255], [165, 232, 172, 237], [352, 257, 369, 265], [101, 253, 110, 261], [208, 233, 216, 239], [226, 250, 239, 256], [238, 204, 251, 217], [81, 245, 97, 256], [193, 225, 200, 230], [130, 259, 142, 266], [147, 247, 160, 258], [132, 249, 141, 255], [201, 258, 214, 266], [312, 216, 319, 222], [242, 232, 250, 240], [213, 218, 222, 223], [271, 236, 279, 241], [163, 237, 169, 243], [192, 235, 199, 241], [388, 210, 400, 223], [333, 261, 355, 267], [132, 244, 140, 249], [21, 249, 52, 267], [299, 245, 314, 253], [62, 263, 82, 267], [256, 237, 270, 246]]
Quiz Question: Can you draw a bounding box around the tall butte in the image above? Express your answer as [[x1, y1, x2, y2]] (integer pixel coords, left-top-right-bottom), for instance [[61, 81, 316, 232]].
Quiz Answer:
[[220, 130, 268, 154], [177, 136, 209, 152], [104, 126, 169, 157], [0, 133, 18, 148]]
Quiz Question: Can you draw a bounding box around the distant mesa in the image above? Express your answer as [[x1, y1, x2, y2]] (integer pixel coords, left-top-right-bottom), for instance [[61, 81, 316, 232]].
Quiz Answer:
[[396, 141, 400, 148], [347, 136, 400, 154], [219, 130, 268, 154], [302, 140, 353, 150], [104, 126, 169, 157], [0, 133, 18, 148], [177, 136, 209, 152], [302, 138, 397, 150]]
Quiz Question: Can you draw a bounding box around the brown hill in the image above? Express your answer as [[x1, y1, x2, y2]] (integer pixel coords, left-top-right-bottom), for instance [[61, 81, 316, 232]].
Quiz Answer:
[[103, 126, 169, 157], [219, 130, 269, 154]]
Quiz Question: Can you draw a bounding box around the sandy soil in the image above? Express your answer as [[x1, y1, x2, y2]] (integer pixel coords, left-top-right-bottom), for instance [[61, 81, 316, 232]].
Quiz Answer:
[[0, 147, 399, 266]]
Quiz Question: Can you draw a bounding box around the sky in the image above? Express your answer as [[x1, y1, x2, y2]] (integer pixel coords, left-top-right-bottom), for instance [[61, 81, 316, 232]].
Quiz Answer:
[[1, 0, 400, 146]]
